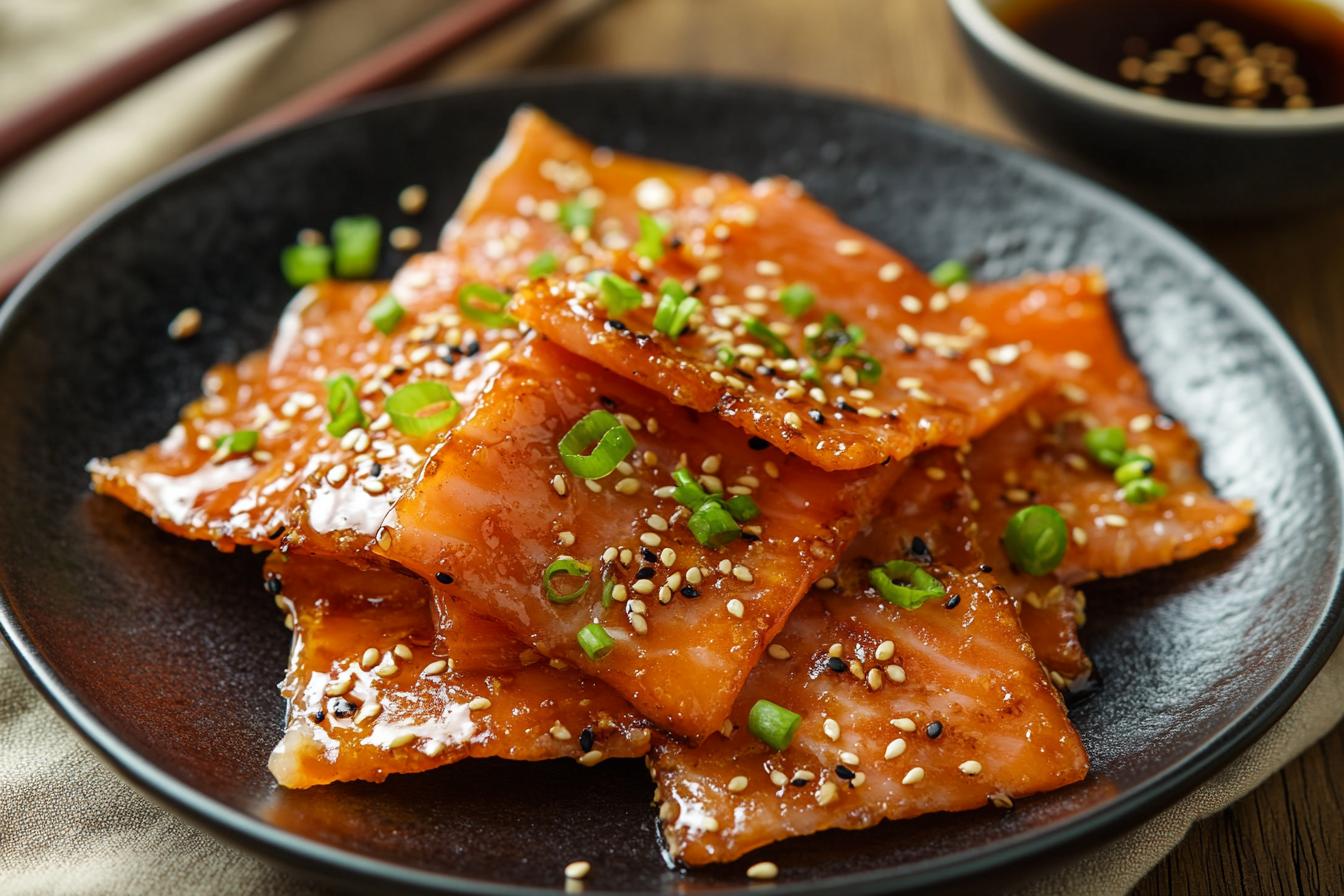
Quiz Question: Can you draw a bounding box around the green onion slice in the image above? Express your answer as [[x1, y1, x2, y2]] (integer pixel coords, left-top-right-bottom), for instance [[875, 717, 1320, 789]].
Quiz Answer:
[[1002, 505, 1068, 576], [778, 283, 816, 319], [929, 258, 970, 288], [527, 250, 558, 279], [458, 282, 515, 328], [1123, 477, 1168, 505], [601, 577, 617, 609], [688, 500, 741, 548], [743, 317, 793, 359], [671, 468, 712, 510], [559, 199, 596, 232], [634, 213, 668, 260], [653, 293, 701, 339], [1084, 427, 1127, 467], [716, 346, 735, 367], [215, 430, 258, 455], [324, 373, 367, 438], [366, 293, 404, 335], [748, 699, 802, 751], [577, 623, 616, 661], [331, 216, 381, 278], [558, 410, 635, 478], [385, 381, 461, 436], [544, 557, 591, 604], [869, 559, 946, 609], [597, 273, 643, 315], [724, 495, 760, 522], [280, 244, 331, 287], [1113, 458, 1154, 485], [807, 313, 866, 362]]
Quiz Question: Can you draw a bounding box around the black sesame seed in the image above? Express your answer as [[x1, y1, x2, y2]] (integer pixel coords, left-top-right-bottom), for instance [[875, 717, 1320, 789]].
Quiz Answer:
[[909, 536, 932, 563], [636, 567, 656, 580], [641, 547, 658, 564], [808, 408, 825, 425], [979, 565, 993, 573], [741, 532, 760, 543], [669, 236, 683, 250], [758, 366, 776, 377], [689, 282, 702, 294], [464, 340, 481, 356], [435, 572, 454, 585], [580, 727, 595, 752], [837, 399, 857, 413], [680, 585, 701, 598], [901, 342, 917, 355], [264, 577, 282, 595], [748, 436, 771, 451], [313, 710, 325, 723], [791, 778, 808, 787], [927, 721, 943, 739], [599, 396, 617, 410], [827, 656, 847, 673], [330, 698, 357, 718], [945, 594, 961, 610], [370, 462, 382, 478], [733, 367, 755, 381], [631, 272, 648, 284], [606, 319, 627, 332], [834, 765, 856, 780]]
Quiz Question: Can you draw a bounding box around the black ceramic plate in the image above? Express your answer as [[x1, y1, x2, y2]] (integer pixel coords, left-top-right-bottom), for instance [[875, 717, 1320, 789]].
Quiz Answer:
[[1, 76, 1341, 895]]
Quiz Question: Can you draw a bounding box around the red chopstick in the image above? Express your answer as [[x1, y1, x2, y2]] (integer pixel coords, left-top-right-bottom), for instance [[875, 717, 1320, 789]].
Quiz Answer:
[[0, 0, 548, 301]]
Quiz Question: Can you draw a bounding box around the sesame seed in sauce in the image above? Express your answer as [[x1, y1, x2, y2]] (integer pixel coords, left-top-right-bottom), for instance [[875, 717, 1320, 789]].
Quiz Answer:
[[770, 770, 789, 787], [900, 295, 923, 314], [660, 547, 677, 566], [927, 721, 944, 739], [732, 565, 754, 583], [885, 738, 908, 760], [374, 662, 398, 678], [389, 226, 421, 251], [585, 479, 602, 494], [816, 781, 839, 806], [640, 533, 662, 549], [394, 644, 413, 661], [399, 184, 428, 214], [632, 580, 655, 595], [422, 660, 448, 676], [578, 749, 604, 766], [747, 862, 779, 881], [1130, 413, 1154, 433], [354, 700, 381, 724], [360, 648, 380, 669], [960, 760, 983, 776], [620, 549, 634, 565], [362, 478, 386, 495], [167, 307, 202, 340], [792, 770, 816, 782], [468, 697, 492, 711], [614, 477, 640, 495], [835, 239, 864, 256], [893, 717, 916, 732], [1072, 527, 1089, 546], [611, 584, 628, 602], [867, 668, 883, 690], [1102, 514, 1129, 528], [784, 411, 804, 431], [324, 678, 352, 697], [326, 464, 349, 486], [558, 531, 576, 547], [902, 767, 925, 785], [879, 262, 903, 282], [388, 732, 416, 749], [727, 599, 745, 618], [990, 793, 1014, 809], [718, 559, 733, 575]]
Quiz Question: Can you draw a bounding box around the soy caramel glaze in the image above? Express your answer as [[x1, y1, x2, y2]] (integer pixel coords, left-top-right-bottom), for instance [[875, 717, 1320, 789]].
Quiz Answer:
[[267, 553, 650, 789], [375, 336, 904, 743], [651, 447, 1087, 866], [467, 107, 1045, 472]]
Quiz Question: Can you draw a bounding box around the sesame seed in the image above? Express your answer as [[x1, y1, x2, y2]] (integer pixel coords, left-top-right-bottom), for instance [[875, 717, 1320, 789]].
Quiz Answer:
[[816, 577, 836, 590], [167, 307, 202, 340], [360, 648, 380, 669], [640, 533, 662, 548], [719, 559, 733, 574], [361, 478, 385, 495], [1064, 453, 1089, 471], [585, 479, 602, 493], [768, 644, 791, 661], [1064, 351, 1093, 370], [829, 643, 844, 658], [835, 239, 864, 256], [1102, 514, 1129, 528], [885, 738, 907, 759], [686, 567, 703, 585], [823, 718, 841, 741], [578, 749, 604, 766], [849, 660, 864, 679], [784, 411, 804, 430], [602, 547, 618, 563], [660, 547, 676, 565], [620, 549, 633, 565], [701, 454, 722, 474], [867, 668, 883, 690], [615, 477, 640, 495], [886, 665, 906, 682], [468, 697, 492, 711], [897, 324, 921, 346], [327, 464, 349, 485], [354, 700, 381, 724], [611, 584, 628, 602], [929, 292, 950, 312], [770, 770, 789, 786], [792, 770, 816, 782], [324, 678, 352, 696], [893, 718, 916, 732], [727, 599, 745, 618], [389, 226, 421, 251], [764, 461, 780, 478], [551, 722, 573, 741], [558, 531, 576, 547], [909, 387, 939, 405], [728, 775, 749, 793], [423, 660, 447, 676], [732, 565, 753, 583], [902, 767, 925, 785], [647, 417, 660, 434], [809, 387, 827, 403], [388, 732, 416, 749], [653, 485, 675, 499], [840, 751, 860, 766], [747, 862, 779, 881], [969, 358, 994, 385], [900, 295, 923, 314], [897, 377, 923, 390], [565, 861, 590, 880], [816, 781, 838, 806], [550, 474, 568, 497], [658, 585, 673, 604], [960, 760, 983, 776], [879, 262, 903, 282], [858, 407, 883, 418], [699, 264, 723, 283], [1130, 414, 1153, 433], [424, 741, 445, 757], [1072, 527, 1088, 546], [632, 580, 655, 595], [925, 467, 947, 481], [874, 640, 895, 662], [630, 615, 648, 635], [1059, 383, 1088, 403], [399, 184, 428, 214]]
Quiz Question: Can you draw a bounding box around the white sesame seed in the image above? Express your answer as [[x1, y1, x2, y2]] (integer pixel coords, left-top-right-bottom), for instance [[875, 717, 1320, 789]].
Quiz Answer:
[[840, 751, 860, 766], [732, 565, 753, 583], [764, 461, 780, 479], [635, 177, 674, 211], [633, 580, 655, 595], [925, 467, 947, 481], [658, 585, 673, 604], [960, 760, 983, 775], [399, 184, 428, 214], [701, 454, 722, 474], [667, 572, 682, 591], [611, 584, 628, 602], [768, 644, 791, 661], [168, 307, 202, 340], [422, 660, 447, 676], [1103, 514, 1129, 528], [578, 749, 604, 766], [640, 533, 662, 548], [585, 479, 602, 493], [616, 413, 642, 432], [893, 718, 916, 732], [324, 678, 352, 696], [809, 387, 827, 403], [631, 612, 648, 634], [816, 781, 838, 806], [897, 323, 921, 346], [374, 661, 398, 678], [902, 767, 925, 785], [770, 770, 789, 786], [660, 547, 676, 565], [710, 371, 727, 384], [557, 531, 576, 547], [699, 264, 723, 283], [354, 700, 381, 724], [361, 478, 385, 495], [885, 738, 907, 760], [468, 697, 492, 711], [909, 387, 940, 405], [1059, 383, 1088, 404], [551, 475, 567, 496], [602, 547, 618, 563], [615, 477, 640, 495], [867, 668, 883, 690], [784, 411, 804, 430], [900, 295, 923, 314], [620, 549, 633, 565], [1130, 414, 1153, 433], [835, 239, 864, 256], [987, 344, 1020, 365], [829, 643, 844, 658], [388, 732, 416, 749], [719, 559, 733, 574], [423, 740, 445, 757], [879, 262, 903, 282], [747, 862, 779, 881], [326, 464, 349, 486], [389, 226, 421, 251], [565, 861, 591, 880], [872, 640, 894, 662], [727, 599, 745, 618], [360, 648, 380, 669], [724, 775, 749, 794], [886, 665, 906, 682], [699, 473, 722, 493], [969, 358, 994, 385], [685, 567, 703, 585], [1064, 351, 1093, 370], [792, 770, 816, 782], [551, 722, 573, 741], [929, 292, 950, 312], [653, 485, 675, 499], [897, 377, 923, 391]]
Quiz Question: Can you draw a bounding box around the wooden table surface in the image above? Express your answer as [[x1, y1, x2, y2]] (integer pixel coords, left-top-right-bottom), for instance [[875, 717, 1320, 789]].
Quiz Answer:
[[517, 1, 1344, 893]]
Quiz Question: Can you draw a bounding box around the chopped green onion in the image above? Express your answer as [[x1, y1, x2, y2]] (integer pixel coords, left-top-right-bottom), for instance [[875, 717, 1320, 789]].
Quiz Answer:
[[929, 258, 970, 287], [324, 373, 366, 438], [527, 250, 558, 279], [634, 213, 668, 260], [747, 699, 802, 751], [1002, 505, 1068, 576], [653, 293, 701, 339], [601, 577, 617, 609], [743, 317, 793, 359], [688, 500, 741, 548], [869, 559, 945, 609], [281, 244, 331, 287], [385, 381, 461, 436], [215, 430, 258, 455], [458, 282, 515, 328], [366, 294, 404, 335], [331, 216, 381, 278], [1114, 458, 1154, 485], [806, 313, 866, 362], [778, 283, 815, 319], [672, 468, 713, 510], [716, 346, 736, 367], [1123, 478, 1168, 504], [559, 199, 595, 232], [597, 274, 643, 315], [855, 353, 882, 383], [558, 410, 635, 478], [1084, 427, 1127, 468], [724, 495, 760, 522], [577, 623, 616, 661], [544, 558, 591, 604], [799, 363, 822, 385]]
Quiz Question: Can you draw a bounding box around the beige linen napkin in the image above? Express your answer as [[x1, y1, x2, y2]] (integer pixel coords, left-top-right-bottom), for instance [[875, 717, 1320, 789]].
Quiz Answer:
[[0, 3, 1340, 894]]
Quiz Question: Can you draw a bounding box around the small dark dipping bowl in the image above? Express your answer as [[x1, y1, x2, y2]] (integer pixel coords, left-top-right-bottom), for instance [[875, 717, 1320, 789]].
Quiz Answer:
[[948, 0, 1344, 217], [1, 76, 1343, 895]]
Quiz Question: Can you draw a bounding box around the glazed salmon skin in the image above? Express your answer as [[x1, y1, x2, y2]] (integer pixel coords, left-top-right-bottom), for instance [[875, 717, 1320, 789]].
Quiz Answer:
[[960, 272, 1252, 681], [447, 106, 1044, 472], [87, 274, 513, 558], [650, 447, 1087, 865], [267, 553, 650, 788], [374, 336, 903, 742]]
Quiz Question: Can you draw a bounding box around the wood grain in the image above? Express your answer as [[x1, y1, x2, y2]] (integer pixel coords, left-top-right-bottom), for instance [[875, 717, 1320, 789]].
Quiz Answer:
[[526, 1, 1344, 894]]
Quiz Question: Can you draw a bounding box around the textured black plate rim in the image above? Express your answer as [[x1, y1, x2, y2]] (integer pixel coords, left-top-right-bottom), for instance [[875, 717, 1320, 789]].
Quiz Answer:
[[1, 72, 1342, 895]]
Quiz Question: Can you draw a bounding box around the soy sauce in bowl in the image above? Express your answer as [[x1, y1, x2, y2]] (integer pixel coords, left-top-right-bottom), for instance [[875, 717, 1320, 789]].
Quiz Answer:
[[998, 0, 1344, 109]]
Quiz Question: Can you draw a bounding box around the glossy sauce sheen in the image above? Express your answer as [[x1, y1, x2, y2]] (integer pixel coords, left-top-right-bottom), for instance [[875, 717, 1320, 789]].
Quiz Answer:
[[651, 448, 1087, 864], [466, 108, 1045, 471], [377, 337, 902, 742], [267, 553, 649, 788]]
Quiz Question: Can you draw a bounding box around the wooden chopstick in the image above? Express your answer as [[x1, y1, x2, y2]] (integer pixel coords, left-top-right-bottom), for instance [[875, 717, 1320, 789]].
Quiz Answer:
[[0, 0, 308, 174], [0, 0, 550, 301]]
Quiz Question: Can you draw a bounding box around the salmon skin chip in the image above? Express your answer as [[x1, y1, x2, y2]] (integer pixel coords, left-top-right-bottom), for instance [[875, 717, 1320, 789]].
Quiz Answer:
[[266, 553, 649, 788], [447, 106, 1042, 471], [961, 272, 1253, 681], [88, 277, 512, 559], [375, 336, 903, 742], [650, 447, 1087, 865]]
